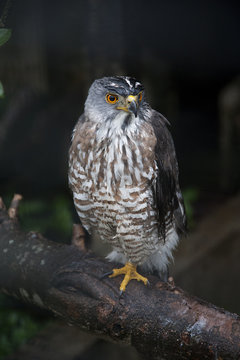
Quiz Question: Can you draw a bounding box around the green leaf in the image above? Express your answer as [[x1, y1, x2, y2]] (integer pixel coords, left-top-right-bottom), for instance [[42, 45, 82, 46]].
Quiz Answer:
[[0, 28, 11, 47], [0, 81, 4, 98], [182, 187, 199, 229]]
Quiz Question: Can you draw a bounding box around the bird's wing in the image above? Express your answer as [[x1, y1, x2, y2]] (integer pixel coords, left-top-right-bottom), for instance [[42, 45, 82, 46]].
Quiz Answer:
[[69, 114, 93, 234], [150, 110, 187, 237]]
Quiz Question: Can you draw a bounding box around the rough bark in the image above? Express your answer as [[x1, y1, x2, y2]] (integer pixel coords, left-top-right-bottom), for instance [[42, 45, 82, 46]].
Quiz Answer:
[[0, 195, 240, 360]]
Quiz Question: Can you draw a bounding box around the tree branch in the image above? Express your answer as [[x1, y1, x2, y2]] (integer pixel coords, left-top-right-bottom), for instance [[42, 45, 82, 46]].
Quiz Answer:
[[0, 196, 240, 359]]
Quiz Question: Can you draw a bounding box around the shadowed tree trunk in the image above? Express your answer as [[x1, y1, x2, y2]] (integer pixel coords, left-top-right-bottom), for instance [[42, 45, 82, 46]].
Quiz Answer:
[[0, 195, 240, 360]]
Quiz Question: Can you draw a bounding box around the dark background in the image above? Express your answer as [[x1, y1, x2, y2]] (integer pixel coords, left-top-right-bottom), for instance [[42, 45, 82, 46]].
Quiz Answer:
[[0, 0, 240, 357], [0, 0, 240, 197]]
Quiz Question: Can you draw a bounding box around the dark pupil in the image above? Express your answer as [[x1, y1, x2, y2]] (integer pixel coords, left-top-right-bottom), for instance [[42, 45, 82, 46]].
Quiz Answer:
[[109, 95, 116, 102]]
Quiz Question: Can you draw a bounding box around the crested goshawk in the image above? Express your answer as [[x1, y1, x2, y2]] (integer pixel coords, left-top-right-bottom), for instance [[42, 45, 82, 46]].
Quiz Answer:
[[69, 76, 186, 292]]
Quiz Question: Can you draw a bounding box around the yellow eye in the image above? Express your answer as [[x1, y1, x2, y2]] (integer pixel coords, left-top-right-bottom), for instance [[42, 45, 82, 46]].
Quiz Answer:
[[138, 92, 143, 102], [106, 94, 119, 104]]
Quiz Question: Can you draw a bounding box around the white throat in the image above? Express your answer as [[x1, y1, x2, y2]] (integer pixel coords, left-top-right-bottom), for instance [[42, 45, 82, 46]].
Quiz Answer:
[[96, 111, 139, 143]]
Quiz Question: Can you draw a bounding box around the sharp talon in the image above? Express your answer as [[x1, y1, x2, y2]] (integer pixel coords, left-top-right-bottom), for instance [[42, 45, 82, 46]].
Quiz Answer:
[[100, 271, 113, 280], [119, 290, 123, 297], [147, 280, 150, 286]]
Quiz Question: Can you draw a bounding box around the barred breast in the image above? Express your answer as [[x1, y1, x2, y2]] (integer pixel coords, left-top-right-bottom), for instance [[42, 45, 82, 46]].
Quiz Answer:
[[69, 115, 176, 266]]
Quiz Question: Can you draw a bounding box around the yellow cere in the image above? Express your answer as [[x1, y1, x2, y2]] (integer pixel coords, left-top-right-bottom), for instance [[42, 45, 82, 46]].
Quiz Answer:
[[127, 94, 138, 103]]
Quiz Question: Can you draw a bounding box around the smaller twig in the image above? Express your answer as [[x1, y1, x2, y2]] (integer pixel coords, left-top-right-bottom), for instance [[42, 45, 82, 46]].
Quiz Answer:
[[8, 194, 23, 219], [71, 223, 87, 252], [0, 197, 6, 210]]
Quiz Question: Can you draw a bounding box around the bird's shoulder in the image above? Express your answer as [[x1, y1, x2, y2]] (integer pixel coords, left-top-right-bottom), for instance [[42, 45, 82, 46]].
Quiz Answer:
[[149, 110, 178, 177]]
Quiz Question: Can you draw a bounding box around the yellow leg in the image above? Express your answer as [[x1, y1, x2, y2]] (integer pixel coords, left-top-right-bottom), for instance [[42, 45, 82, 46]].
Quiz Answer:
[[109, 262, 148, 292]]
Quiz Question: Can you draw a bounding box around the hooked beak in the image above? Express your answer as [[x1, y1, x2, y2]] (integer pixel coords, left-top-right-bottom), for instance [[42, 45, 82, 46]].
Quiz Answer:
[[127, 95, 138, 117], [116, 95, 139, 117]]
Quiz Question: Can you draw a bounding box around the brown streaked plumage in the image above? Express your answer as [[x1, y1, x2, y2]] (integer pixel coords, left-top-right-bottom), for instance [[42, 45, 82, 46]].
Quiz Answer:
[[69, 76, 186, 292]]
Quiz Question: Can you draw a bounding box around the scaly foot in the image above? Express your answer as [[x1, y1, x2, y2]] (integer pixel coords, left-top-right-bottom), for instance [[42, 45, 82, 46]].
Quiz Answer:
[[109, 262, 149, 292]]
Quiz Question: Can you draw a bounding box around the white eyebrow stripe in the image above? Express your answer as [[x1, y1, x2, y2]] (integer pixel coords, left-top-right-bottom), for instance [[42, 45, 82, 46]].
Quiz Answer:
[[124, 78, 132, 87]]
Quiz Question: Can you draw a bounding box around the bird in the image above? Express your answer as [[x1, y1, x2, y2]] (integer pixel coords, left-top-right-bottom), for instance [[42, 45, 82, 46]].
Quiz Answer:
[[69, 76, 186, 292]]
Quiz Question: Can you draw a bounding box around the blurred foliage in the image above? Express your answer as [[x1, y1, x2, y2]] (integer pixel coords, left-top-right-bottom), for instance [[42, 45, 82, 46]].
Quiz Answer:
[[182, 187, 199, 229], [0, 294, 46, 359], [0, 28, 11, 47], [18, 194, 73, 240], [0, 28, 11, 98], [0, 82, 3, 98]]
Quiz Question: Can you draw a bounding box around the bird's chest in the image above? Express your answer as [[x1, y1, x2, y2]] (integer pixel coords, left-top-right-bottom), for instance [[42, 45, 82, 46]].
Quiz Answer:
[[86, 133, 156, 196]]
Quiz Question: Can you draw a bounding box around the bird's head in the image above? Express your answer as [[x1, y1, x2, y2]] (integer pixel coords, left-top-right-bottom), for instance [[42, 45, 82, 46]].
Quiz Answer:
[[84, 76, 146, 125]]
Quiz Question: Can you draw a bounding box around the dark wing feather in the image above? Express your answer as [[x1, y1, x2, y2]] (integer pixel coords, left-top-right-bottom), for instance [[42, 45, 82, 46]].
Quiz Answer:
[[150, 110, 187, 238]]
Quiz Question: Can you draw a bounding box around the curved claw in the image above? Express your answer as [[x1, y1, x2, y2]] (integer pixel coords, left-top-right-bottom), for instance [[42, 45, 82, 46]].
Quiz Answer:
[[99, 271, 113, 280]]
